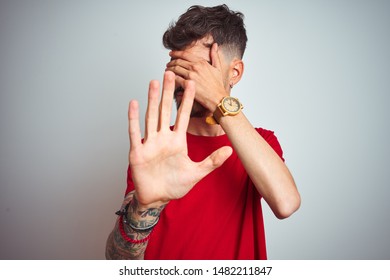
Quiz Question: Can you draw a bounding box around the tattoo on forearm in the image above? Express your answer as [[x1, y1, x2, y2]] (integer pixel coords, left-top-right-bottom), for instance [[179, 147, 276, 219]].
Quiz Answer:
[[128, 196, 166, 228], [105, 191, 167, 260]]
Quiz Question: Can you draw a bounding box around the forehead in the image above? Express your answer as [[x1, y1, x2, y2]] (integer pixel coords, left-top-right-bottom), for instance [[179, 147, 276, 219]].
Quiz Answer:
[[183, 36, 214, 59]]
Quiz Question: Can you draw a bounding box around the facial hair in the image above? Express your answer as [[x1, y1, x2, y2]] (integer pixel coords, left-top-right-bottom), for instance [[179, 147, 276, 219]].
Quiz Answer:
[[174, 86, 209, 118]]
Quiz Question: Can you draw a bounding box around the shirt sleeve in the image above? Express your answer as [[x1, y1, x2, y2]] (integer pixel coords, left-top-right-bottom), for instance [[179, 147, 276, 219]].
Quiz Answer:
[[255, 127, 285, 162]]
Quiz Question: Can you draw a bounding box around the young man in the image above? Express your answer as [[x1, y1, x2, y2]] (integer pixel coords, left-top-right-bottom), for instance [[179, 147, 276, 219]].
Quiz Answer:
[[106, 4, 300, 260]]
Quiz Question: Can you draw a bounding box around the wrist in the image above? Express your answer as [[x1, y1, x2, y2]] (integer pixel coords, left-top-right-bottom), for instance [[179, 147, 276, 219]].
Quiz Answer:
[[127, 195, 167, 227], [133, 191, 169, 211], [203, 90, 227, 113]]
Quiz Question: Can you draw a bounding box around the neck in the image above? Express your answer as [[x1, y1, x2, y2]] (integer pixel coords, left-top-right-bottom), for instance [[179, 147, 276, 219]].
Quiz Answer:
[[187, 117, 225, 137]]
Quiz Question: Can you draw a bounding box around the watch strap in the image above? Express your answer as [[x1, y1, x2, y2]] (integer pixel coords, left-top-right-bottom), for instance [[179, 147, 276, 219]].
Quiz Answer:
[[205, 103, 226, 125], [205, 115, 218, 125]]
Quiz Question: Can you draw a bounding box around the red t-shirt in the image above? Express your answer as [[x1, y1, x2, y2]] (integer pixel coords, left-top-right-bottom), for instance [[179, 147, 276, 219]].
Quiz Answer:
[[125, 128, 284, 259]]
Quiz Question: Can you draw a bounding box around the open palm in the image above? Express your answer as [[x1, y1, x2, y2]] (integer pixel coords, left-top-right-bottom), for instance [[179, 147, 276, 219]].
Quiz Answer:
[[128, 71, 232, 208]]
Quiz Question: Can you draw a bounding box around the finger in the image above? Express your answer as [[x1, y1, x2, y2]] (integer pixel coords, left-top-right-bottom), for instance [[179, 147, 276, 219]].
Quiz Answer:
[[169, 50, 208, 68], [145, 80, 160, 139], [174, 80, 195, 133], [128, 100, 142, 150], [196, 146, 233, 179], [174, 75, 186, 91], [166, 58, 191, 70], [169, 50, 199, 62], [159, 71, 175, 130], [211, 43, 222, 69], [166, 63, 190, 80]]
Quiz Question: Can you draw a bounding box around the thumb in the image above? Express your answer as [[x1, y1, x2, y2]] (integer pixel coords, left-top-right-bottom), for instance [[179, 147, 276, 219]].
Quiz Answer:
[[196, 146, 233, 178], [211, 43, 222, 69]]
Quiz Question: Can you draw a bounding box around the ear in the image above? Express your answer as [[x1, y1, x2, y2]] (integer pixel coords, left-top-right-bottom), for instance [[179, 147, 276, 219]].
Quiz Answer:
[[229, 59, 244, 87]]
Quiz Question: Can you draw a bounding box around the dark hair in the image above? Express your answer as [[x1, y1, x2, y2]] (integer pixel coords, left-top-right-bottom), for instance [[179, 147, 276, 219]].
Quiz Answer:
[[162, 4, 247, 58]]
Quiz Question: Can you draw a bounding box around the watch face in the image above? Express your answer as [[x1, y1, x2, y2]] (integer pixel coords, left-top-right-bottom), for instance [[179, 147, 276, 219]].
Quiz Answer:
[[222, 97, 241, 113]]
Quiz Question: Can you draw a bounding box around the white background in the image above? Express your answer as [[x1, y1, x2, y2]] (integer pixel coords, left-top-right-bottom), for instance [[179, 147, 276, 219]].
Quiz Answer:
[[1, 0, 389, 259]]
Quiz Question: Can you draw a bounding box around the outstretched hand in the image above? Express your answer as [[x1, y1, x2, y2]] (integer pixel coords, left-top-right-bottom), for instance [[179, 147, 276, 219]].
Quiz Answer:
[[128, 71, 232, 208]]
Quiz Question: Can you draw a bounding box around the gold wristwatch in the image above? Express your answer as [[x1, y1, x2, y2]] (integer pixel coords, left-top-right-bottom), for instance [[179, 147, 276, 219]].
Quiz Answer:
[[206, 96, 243, 125]]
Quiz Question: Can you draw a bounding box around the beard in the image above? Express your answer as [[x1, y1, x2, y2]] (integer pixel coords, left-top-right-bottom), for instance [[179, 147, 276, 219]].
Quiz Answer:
[[174, 86, 209, 118]]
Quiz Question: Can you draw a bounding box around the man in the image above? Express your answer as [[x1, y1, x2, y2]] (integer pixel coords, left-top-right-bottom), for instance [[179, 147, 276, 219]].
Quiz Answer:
[[106, 4, 300, 260]]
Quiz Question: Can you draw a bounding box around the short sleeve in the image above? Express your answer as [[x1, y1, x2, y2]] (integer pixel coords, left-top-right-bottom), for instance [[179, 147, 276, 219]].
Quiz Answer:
[[255, 128, 285, 162]]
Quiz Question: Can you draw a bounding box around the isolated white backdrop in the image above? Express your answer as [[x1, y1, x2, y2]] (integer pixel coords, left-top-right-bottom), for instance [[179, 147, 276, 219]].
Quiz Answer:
[[1, 0, 389, 259]]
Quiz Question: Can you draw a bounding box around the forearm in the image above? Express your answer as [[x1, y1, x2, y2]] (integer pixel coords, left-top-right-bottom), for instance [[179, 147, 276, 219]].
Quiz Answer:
[[105, 191, 167, 260], [219, 112, 300, 219]]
